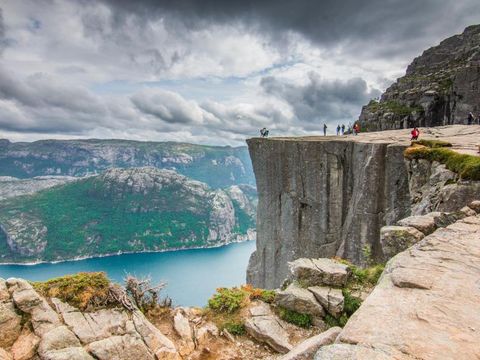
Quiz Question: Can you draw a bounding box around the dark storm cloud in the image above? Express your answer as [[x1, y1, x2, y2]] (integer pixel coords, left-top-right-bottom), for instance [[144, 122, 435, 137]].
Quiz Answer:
[[261, 72, 381, 122], [98, 0, 480, 57]]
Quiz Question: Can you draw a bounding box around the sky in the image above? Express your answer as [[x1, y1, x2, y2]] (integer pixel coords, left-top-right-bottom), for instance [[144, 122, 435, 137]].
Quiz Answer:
[[0, 0, 479, 146]]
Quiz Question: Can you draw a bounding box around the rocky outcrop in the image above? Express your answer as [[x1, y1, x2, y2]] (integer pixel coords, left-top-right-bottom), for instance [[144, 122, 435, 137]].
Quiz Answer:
[[0, 139, 254, 189], [247, 127, 480, 288], [247, 138, 411, 288], [0, 278, 181, 360], [316, 214, 480, 360], [0, 176, 78, 201], [358, 25, 480, 131], [280, 327, 341, 360]]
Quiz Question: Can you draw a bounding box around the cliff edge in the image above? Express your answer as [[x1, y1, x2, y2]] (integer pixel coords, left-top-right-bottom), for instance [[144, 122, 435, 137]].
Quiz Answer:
[[247, 125, 480, 288]]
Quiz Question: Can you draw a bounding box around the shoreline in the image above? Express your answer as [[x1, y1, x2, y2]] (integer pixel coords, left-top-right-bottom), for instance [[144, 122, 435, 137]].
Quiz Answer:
[[0, 236, 256, 266]]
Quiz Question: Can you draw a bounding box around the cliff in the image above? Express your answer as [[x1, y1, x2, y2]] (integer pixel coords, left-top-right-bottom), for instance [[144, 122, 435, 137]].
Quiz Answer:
[[358, 24, 480, 131], [0, 167, 256, 263], [247, 125, 480, 288]]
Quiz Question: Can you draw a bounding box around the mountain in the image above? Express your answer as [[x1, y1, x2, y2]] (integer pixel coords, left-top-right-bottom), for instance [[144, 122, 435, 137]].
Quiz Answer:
[[0, 167, 256, 263], [0, 176, 78, 200], [0, 139, 254, 189], [358, 24, 480, 131]]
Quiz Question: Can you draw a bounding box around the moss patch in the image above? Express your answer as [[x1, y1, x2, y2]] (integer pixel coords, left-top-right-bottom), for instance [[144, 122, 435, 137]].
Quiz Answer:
[[32, 272, 111, 311], [278, 307, 312, 328], [405, 143, 480, 180]]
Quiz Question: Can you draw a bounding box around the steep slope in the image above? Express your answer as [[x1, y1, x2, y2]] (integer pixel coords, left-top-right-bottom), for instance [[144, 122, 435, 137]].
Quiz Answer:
[[359, 24, 480, 131], [0, 176, 78, 200], [0, 167, 255, 263], [0, 139, 254, 189]]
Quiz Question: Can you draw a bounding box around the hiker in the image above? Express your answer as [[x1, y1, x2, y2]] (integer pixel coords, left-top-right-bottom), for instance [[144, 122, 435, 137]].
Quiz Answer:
[[336, 125, 341, 136], [260, 127, 269, 138], [341, 124, 345, 135], [353, 123, 360, 136], [323, 124, 328, 136], [410, 127, 420, 141], [468, 112, 474, 125]]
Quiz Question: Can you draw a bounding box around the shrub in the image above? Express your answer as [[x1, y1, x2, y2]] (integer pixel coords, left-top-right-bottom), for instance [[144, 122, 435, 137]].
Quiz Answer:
[[278, 307, 312, 328], [33, 272, 111, 311], [349, 264, 385, 287], [208, 287, 248, 313], [241, 285, 276, 303], [324, 313, 349, 328], [124, 274, 169, 313], [223, 321, 246, 335], [412, 139, 452, 148], [342, 289, 362, 315]]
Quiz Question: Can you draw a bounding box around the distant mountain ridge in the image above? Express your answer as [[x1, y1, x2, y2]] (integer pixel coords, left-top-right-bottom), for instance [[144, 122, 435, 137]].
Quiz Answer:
[[0, 167, 256, 263], [0, 138, 254, 189], [358, 24, 480, 131]]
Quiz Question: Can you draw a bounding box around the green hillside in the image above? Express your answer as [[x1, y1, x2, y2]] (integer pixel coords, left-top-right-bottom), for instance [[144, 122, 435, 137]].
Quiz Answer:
[[0, 167, 256, 263]]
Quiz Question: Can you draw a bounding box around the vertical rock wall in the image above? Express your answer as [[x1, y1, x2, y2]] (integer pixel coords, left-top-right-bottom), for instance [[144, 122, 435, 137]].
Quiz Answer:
[[247, 138, 411, 288]]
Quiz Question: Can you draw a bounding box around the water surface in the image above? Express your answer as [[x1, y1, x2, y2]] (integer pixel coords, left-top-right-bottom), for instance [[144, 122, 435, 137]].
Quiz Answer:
[[0, 241, 256, 307]]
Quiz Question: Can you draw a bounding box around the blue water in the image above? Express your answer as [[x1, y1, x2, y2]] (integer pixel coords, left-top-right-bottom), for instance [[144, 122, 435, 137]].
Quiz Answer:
[[0, 241, 256, 307]]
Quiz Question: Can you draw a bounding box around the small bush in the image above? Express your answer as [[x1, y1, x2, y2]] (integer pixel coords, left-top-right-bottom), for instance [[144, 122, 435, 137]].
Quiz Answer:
[[324, 313, 349, 328], [349, 264, 385, 287], [33, 272, 111, 311], [342, 289, 362, 315], [278, 307, 312, 328], [208, 287, 248, 313], [223, 321, 246, 336], [241, 284, 276, 303]]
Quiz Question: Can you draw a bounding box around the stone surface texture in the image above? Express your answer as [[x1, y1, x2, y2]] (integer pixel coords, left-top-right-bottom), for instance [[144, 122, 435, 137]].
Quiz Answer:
[[0, 278, 181, 360], [280, 326, 341, 360], [318, 215, 480, 360]]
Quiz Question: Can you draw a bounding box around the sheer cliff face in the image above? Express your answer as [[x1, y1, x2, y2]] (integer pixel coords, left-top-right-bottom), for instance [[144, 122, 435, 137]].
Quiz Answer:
[[359, 24, 480, 131], [247, 139, 411, 288]]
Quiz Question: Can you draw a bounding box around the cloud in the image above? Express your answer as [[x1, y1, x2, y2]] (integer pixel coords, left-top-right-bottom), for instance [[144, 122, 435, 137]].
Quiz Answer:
[[260, 72, 381, 124], [0, 8, 5, 54], [131, 89, 204, 125]]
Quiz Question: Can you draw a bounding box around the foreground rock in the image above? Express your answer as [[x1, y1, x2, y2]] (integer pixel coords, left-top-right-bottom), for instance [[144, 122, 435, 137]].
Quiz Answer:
[[275, 283, 325, 317], [320, 215, 480, 359], [379, 226, 424, 260], [289, 258, 349, 288], [308, 287, 344, 318], [244, 303, 293, 353], [0, 278, 181, 360], [280, 327, 341, 360]]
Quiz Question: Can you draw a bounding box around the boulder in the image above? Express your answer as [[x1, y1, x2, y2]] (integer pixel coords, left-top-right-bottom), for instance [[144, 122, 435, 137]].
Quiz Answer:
[[0, 302, 22, 348], [244, 315, 292, 353], [248, 302, 272, 317], [132, 311, 180, 360], [52, 299, 128, 344], [460, 206, 476, 217], [87, 334, 155, 360], [275, 283, 325, 317], [308, 287, 344, 318], [195, 322, 219, 348], [173, 311, 194, 356], [289, 258, 349, 288], [379, 226, 424, 260], [11, 328, 40, 360], [0, 349, 12, 360], [38, 326, 81, 356], [397, 215, 436, 235], [468, 200, 480, 213], [279, 326, 342, 360]]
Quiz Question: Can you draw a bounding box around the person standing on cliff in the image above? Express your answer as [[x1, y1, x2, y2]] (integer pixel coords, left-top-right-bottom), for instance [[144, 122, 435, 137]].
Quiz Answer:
[[353, 123, 360, 136], [341, 124, 345, 135], [323, 124, 328, 136], [411, 127, 420, 141], [336, 125, 341, 136], [468, 112, 474, 125]]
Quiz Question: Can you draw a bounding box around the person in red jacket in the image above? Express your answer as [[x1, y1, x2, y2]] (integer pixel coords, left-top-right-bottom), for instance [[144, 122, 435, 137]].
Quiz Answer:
[[410, 127, 419, 141]]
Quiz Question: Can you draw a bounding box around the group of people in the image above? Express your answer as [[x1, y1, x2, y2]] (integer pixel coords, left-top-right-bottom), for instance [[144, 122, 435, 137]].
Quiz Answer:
[[324, 123, 361, 136]]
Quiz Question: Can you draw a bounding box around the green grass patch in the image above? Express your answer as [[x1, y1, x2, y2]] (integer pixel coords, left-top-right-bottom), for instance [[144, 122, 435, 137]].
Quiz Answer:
[[278, 307, 312, 328], [32, 272, 111, 311], [412, 139, 452, 148], [223, 321, 246, 335], [405, 145, 480, 180], [208, 287, 249, 314], [366, 99, 423, 116]]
